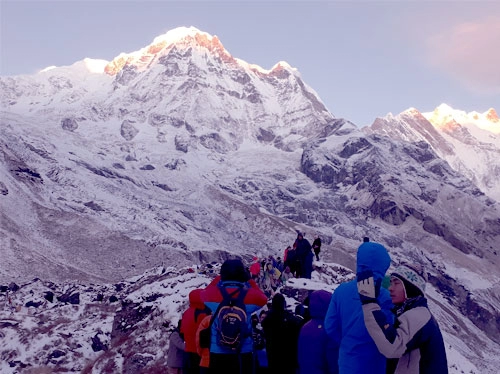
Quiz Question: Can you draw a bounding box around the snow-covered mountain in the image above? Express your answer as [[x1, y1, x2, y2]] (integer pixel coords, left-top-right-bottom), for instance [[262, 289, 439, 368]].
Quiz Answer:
[[1, 26, 500, 372], [364, 104, 500, 201]]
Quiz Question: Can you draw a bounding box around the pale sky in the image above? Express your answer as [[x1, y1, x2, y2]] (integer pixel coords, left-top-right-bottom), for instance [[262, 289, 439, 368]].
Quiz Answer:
[[1, 0, 499, 127]]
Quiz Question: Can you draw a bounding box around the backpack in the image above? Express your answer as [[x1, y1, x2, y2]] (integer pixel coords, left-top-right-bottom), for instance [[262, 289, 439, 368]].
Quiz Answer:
[[213, 282, 249, 351]]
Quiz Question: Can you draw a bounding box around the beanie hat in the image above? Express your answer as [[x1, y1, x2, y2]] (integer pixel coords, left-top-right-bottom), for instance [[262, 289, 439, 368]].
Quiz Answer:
[[220, 259, 249, 282], [391, 263, 426, 298]]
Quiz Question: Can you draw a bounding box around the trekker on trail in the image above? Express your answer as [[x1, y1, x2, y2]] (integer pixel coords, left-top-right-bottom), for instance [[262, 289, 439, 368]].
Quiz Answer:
[[357, 262, 448, 374], [167, 320, 185, 374], [284, 245, 297, 277], [298, 290, 336, 374], [196, 314, 212, 374], [201, 259, 267, 374], [181, 288, 211, 374], [312, 235, 322, 261], [295, 232, 313, 278], [324, 241, 393, 374], [249, 256, 261, 280], [262, 293, 304, 374]]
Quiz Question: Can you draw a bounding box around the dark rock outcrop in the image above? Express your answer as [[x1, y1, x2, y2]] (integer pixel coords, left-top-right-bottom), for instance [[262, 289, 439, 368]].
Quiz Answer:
[[61, 117, 78, 132]]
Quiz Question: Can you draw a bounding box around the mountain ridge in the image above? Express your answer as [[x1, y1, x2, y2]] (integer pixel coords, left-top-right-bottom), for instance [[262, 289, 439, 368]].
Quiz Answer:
[[364, 104, 500, 201]]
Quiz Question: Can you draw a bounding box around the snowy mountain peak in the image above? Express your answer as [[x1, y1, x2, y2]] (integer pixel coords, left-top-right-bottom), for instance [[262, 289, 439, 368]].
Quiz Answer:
[[401, 107, 425, 119], [80, 58, 109, 73], [151, 25, 208, 45], [424, 104, 500, 134], [425, 103, 455, 125], [366, 104, 500, 201], [485, 108, 499, 122], [104, 26, 232, 76], [403, 107, 420, 115], [36, 58, 108, 75], [435, 102, 454, 113]]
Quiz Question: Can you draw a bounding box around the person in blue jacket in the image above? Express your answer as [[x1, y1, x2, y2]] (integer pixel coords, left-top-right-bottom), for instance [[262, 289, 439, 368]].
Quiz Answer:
[[324, 241, 393, 374], [298, 289, 336, 374]]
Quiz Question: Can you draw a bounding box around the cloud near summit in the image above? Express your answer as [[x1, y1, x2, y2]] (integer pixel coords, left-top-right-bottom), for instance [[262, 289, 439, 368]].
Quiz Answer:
[[425, 16, 500, 94]]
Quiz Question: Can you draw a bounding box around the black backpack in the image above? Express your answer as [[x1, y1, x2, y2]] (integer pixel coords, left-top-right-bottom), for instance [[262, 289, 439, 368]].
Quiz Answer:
[[213, 282, 249, 351]]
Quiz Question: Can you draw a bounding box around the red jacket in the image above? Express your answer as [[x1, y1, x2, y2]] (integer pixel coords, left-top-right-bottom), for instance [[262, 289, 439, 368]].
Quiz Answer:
[[201, 276, 267, 354], [250, 261, 261, 277], [181, 288, 210, 353]]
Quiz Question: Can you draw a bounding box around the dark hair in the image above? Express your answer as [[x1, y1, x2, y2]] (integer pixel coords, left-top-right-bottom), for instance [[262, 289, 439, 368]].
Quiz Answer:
[[271, 293, 286, 311], [220, 259, 249, 282]]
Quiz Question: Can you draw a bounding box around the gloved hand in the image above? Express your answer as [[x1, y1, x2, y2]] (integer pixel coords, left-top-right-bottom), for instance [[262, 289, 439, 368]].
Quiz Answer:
[[357, 269, 381, 304]]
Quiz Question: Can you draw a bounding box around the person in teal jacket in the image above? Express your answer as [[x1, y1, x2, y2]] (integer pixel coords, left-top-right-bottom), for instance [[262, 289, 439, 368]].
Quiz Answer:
[[324, 241, 393, 374]]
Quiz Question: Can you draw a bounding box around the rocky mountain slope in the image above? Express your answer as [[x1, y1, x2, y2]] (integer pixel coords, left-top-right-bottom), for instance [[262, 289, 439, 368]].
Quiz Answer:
[[0, 263, 489, 373], [364, 104, 500, 201], [1, 26, 500, 372]]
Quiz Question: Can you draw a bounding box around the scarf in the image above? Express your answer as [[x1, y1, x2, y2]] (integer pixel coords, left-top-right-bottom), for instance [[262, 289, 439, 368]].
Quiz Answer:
[[393, 295, 425, 317]]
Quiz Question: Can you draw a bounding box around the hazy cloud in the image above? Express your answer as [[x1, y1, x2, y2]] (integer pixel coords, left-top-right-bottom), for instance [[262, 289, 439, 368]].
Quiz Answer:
[[425, 16, 500, 94]]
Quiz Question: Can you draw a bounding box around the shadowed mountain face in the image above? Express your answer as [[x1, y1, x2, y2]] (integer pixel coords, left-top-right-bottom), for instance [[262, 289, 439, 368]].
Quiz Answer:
[[364, 105, 500, 201], [1, 26, 499, 369]]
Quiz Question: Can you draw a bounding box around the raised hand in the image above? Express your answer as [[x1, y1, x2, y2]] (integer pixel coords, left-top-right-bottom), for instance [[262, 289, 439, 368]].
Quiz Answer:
[[357, 269, 381, 304]]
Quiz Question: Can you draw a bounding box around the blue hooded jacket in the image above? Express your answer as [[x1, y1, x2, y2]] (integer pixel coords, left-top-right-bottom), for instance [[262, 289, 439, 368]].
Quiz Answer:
[[324, 242, 393, 374]]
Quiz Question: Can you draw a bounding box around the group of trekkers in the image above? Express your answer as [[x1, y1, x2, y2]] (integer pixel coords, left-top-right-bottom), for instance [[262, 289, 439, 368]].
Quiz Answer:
[[167, 235, 448, 374], [248, 232, 322, 298]]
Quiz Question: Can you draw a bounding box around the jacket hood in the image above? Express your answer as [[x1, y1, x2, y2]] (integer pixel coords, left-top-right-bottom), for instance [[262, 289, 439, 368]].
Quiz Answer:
[[356, 242, 391, 281], [308, 290, 332, 319], [188, 289, 205, 309]]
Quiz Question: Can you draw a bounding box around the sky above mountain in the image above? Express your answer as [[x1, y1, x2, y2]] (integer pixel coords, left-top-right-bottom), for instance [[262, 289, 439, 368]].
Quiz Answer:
[[1, 0, 499, 127]]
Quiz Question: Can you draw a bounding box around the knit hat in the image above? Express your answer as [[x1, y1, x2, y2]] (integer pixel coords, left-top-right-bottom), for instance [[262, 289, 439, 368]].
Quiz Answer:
[[391, 263, 426, 298]]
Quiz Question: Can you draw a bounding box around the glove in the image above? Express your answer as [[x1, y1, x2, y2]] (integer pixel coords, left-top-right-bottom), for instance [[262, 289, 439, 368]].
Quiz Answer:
[[357, 269, 381, 305]]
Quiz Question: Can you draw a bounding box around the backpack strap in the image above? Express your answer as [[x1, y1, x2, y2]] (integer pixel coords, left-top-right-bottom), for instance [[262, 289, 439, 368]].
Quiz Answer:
[[195, 305, 212, 323], [219, 281, 248, 306]]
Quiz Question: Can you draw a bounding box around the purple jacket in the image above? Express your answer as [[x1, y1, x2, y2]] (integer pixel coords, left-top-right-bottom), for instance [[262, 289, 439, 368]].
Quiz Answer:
[[298, 290, 336, 374]]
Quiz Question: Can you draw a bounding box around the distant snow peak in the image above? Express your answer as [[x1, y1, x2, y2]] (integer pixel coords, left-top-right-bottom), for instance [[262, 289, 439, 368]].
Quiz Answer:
[[82, 58, 108, 73], [402, 107, 421, 117], [272, 61, 294, 71], [152, 26, 225, 54], [424, 104, 500, 134], [104, 26, 231, 76], [486, 108, 499, 122], [152, 26, 206, 44], [435, 103, 454, 114], [39, 65, 57, 73], [38, 58, 108, 75]]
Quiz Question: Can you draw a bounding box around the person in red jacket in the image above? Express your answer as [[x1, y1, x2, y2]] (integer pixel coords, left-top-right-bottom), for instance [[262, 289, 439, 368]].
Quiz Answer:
[[201, 259, 267, 374], [181, 288, 211, 374], [249, 256, 261, 280]]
